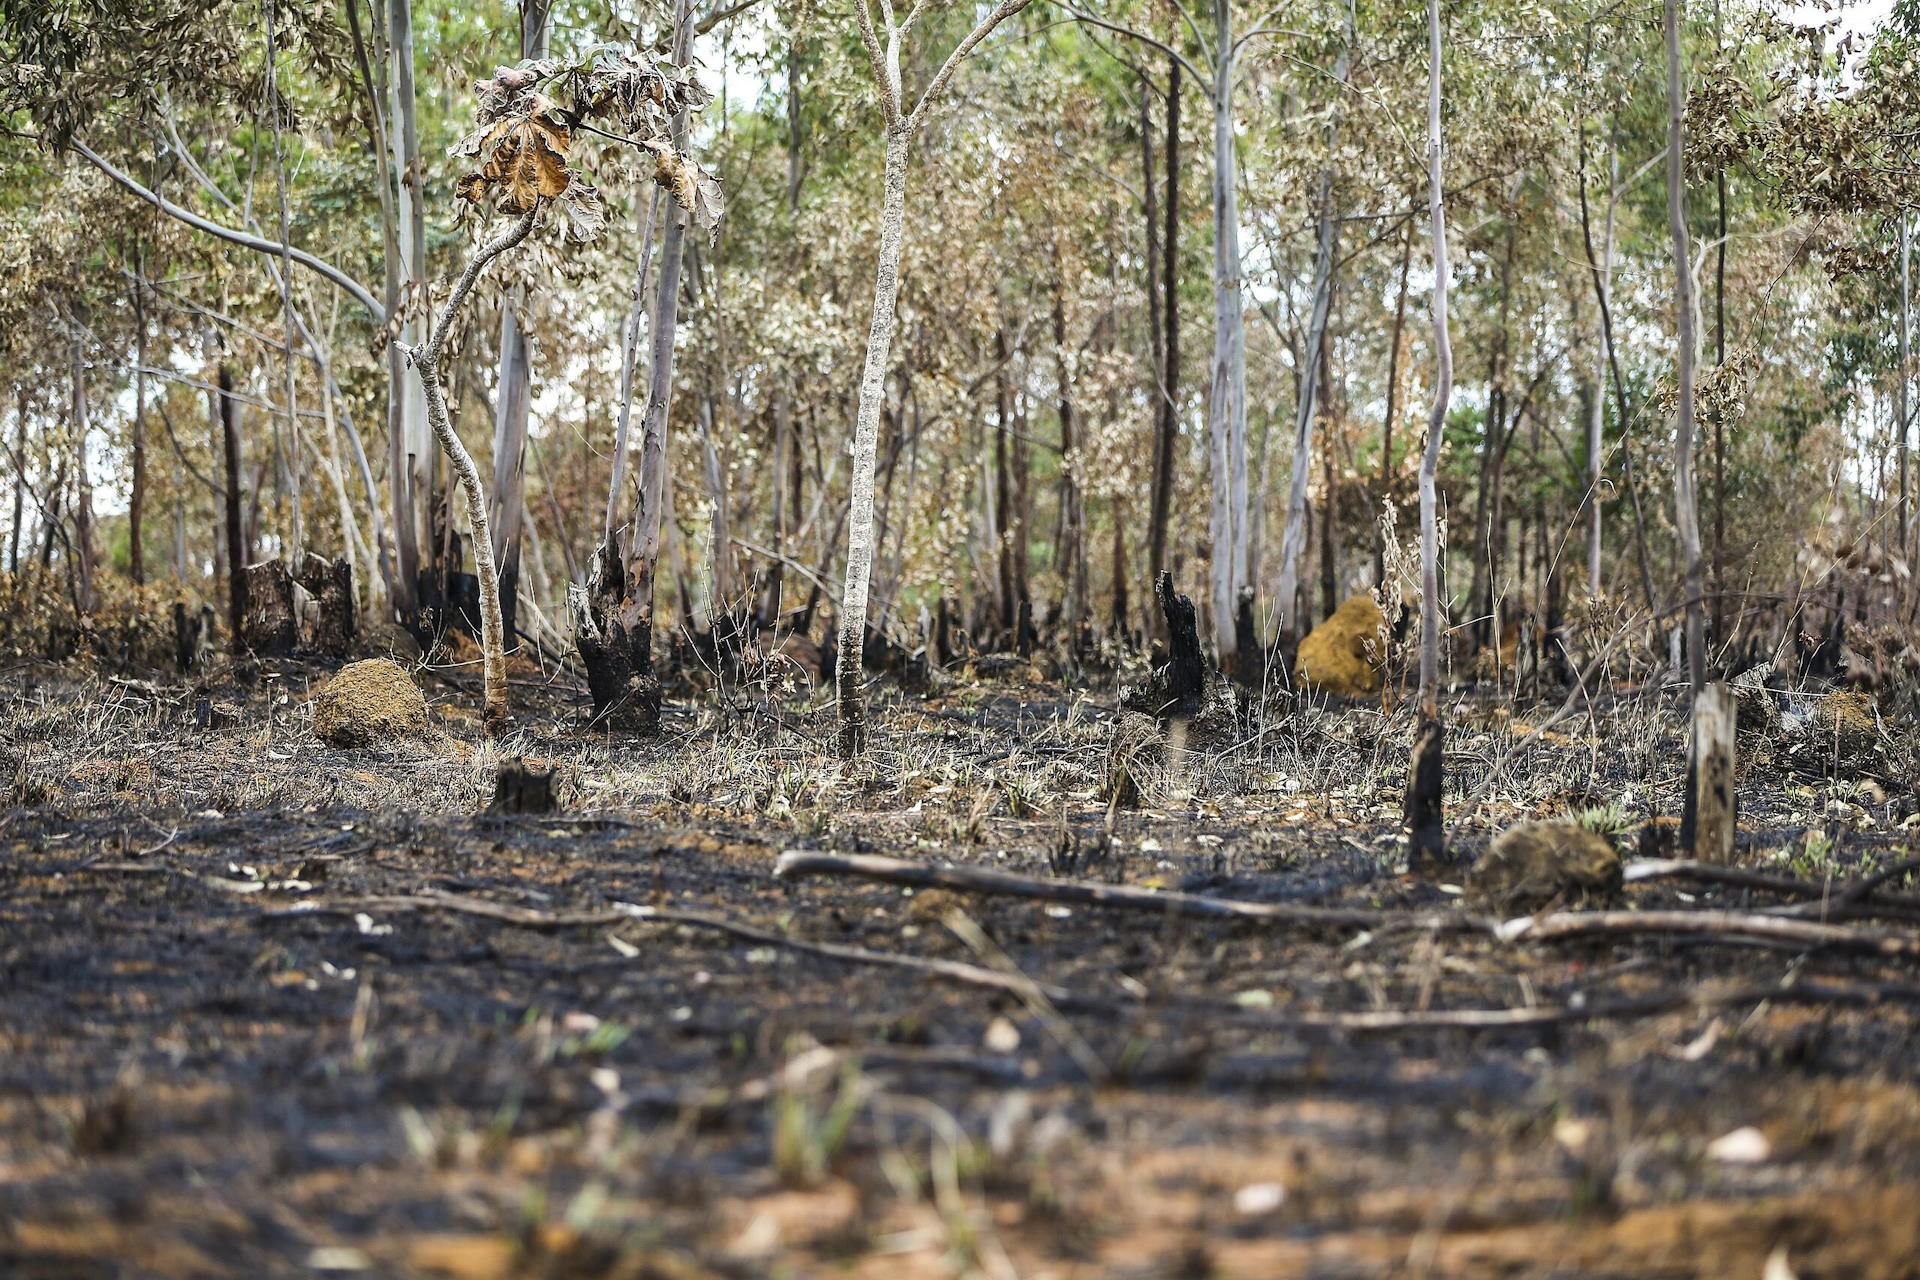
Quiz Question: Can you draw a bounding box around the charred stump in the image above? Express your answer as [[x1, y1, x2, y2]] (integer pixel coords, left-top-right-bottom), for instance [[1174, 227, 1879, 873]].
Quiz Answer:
[[567, 542, 662, 734], [1231, 586, 1265, 686], [487, 757, 557, 814], [1124, 572, 1206, 717], [295, 554, 355, 658], [172, 601, 215, 674], [240, 560, 297, 655], [1404, 715, 1446, 869], [1015, 597, 1036, 658], [240, 555, 354, 658]]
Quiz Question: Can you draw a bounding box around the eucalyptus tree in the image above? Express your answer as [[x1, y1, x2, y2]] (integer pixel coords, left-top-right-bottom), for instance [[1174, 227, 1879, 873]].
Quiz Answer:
[[833, 0, 1035, 755], [1405, 0, 1451, 866], [1666, 0, 1704, 695], [1272, 0, 1354, 656]]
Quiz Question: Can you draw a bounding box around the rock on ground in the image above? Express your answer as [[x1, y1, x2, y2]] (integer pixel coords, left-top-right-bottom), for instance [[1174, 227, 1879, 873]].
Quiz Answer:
[[1295, 595, 1388, 697], [312, 658, 428, 749]]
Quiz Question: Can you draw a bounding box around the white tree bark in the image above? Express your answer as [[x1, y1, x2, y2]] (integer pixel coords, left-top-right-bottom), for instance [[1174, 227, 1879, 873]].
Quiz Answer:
[[1666, 0, 1704, 693], [410, 209, 537, 730], [836, 125, 911, 753], [1419, 0, 1451, 720], [389, 0, 433, 574], [1901, 214, 1911, 567], [835, 0, 1032, 753], [1274, 6, 1352, 641], [1206, 0, 1249, 666]]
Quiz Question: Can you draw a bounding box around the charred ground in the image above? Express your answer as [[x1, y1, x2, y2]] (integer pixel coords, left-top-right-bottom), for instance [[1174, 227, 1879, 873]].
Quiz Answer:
[[3, 651, 1920, 1279]]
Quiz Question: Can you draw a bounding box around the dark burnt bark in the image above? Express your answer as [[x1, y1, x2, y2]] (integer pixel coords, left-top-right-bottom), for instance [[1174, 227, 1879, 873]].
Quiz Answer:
[[570, 541, 662, 733], [1404, 716, 1445, 869], [1125, 572, 1206, 716], [1146, 57, 1181, 634]]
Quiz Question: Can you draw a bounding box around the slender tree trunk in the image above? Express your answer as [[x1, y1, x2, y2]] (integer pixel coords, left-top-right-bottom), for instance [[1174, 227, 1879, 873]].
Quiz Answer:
[[9, 388, 24, 575], [605, 189, 661, 545], [220, 366, 246, 646], [411, 209, 534, 729], [764, 389, 791, 627], [1206, 0, 1249, 667], [1376, 214, 1413, 588], [575, 0, 694, 731], [69, 337, 94, 613], [129, 276, 147, 586], [1407, 0, 1452, 867], [485, 1, 549, 648], [1896, 214, 1912, 575], [1147, 58, 1181, 634], [1666, 0, 1704, 693], [266, 0, 303, 565], [993, 323, 1014, 631], [346, 0, 410, 615], [388, 0, 432, 594], [1053, 269, 1087, 629], [1587, 282, 1605, 596], [1318, 338, 1338, 622], [1276, 2, 1352, 645], [1578, 116, 1660, 615], [836, 125, 911, 752], [1711, 0, 1728, 641], [1468, 225, 1514, 653]]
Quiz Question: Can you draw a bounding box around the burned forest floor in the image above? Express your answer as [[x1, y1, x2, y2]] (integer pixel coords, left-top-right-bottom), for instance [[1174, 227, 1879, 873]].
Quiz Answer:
[[4, 642, 1920, 1280]]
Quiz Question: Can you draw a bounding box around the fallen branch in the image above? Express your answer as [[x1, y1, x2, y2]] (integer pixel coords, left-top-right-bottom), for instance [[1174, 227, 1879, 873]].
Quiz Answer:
[[1506, 907, 1920, 957], [774, 850, 1486, 935], [1224, 978, 1920, 1034], [1626, 857, 1920, 923], [256, 891, 1920, 1040], [262, 889, 1096, 1007]]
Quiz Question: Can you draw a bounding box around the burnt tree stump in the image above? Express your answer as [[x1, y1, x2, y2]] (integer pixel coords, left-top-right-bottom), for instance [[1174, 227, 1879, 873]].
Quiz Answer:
[[239, 556, 354, 658], [1123, 572, 1206, 717], [173, 601, 215, 673], [568, 543, 663, 734], [487, 758, 557, 814], [240, 561, 297, 656]]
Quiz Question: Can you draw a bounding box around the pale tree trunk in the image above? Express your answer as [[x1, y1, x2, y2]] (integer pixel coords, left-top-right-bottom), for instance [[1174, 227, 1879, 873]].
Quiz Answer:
[[266, 0, 303, 565], [9, 387, 24, 575], [1206, 0, 1249, 669], [604, 187, 660, 545], [1406, 0, 1452, 866], [573, 0, 694, 733], [347, 0, 414, 615], [1146, 59, 1181, 635], [1274, 0, 1352, 648], [1901, 214, 1911, 573], [388, 0, 432, 593], [836, 0, 1032, 751], [130, 276, 147, 586], [411, 208, 537, 730], [1587, 192, 1607, 597], [488, 0, 551, 646], [69, 337, 95, 613], [1666, 0, 1703, 693], [836, 125, 911, 753]]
